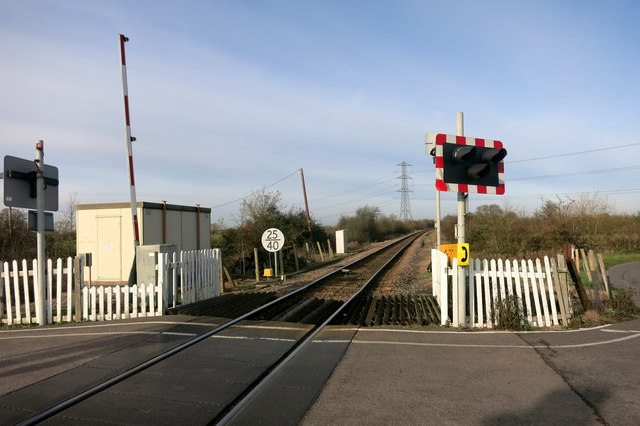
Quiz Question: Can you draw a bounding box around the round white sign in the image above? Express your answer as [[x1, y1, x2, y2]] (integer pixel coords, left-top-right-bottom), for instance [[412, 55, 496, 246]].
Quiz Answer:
[[261, 228, 285, 253]]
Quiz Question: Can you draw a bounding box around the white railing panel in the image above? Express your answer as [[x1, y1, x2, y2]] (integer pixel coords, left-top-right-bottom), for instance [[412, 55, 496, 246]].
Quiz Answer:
[[431, 254, 572, 329]]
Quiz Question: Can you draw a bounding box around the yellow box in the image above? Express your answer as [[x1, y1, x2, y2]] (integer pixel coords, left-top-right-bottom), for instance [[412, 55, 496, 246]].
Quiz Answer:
[[439, 243, 470, 266]]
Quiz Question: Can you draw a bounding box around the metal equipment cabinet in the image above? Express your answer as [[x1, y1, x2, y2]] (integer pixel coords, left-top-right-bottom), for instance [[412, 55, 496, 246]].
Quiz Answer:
[[76, 202, 211, 284]]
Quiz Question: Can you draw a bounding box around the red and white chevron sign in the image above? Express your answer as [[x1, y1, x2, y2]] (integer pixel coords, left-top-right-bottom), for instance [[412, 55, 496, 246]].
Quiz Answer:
[[433, 133, 505, 194]]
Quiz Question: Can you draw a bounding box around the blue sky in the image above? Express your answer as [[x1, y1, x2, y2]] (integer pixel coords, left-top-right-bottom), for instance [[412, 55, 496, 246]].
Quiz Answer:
[[1, 0, 639, 227]]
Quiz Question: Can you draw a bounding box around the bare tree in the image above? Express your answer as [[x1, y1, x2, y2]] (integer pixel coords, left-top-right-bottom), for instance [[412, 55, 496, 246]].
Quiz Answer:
[[57, 192, 78, 233]]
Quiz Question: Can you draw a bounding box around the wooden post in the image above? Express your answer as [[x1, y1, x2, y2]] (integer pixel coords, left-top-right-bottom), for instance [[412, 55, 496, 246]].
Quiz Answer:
[[222, 264, 235, 290], [278, 249, 284, 277], [564, 255, 591, 311], [588, 250, 597, 273], [73, 256, 84, 321], [220, 258, 225, 294], [588, 251, 608, 301], [550, 258, 568, 325], [254, 248, 260, 282], [556, 254, 572, 318], [580, 249, 593, 281], [597, 253, 611, 296], [327, 239, 334, 259], [316, 241, 325, 261]]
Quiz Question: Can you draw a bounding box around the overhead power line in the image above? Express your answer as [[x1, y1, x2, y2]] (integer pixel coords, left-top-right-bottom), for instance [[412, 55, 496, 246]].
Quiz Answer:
[[508, 142, 640, 163], [310, 171, 395, 203], [211, 168, 301, 209], [510, 165, 640, 181], [416, 187, 640, 201]]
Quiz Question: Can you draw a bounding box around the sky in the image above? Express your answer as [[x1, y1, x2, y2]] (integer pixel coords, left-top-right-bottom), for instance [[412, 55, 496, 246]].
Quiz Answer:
[[1, 0, 639, 227]]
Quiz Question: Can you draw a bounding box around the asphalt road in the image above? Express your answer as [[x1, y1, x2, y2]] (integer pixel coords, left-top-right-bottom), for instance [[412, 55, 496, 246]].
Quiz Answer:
[[2, 261, 640, 425], [608, 260, 640, 306], [302, 320, 640, 425], [302, 261, 640, 425]]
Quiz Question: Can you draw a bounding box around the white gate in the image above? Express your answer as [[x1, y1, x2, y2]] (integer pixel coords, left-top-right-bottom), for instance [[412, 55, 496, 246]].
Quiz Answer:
[[431, 250, 572, 328]]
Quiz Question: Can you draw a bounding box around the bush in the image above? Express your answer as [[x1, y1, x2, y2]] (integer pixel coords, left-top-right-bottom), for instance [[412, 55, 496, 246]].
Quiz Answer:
[[609, 288, 639, 320], [492, 294, 529, 331], [459, 195, 640, 257]]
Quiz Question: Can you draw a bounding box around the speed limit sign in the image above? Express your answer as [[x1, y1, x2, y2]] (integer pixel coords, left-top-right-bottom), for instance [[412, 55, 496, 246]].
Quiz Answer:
[[261, 228, 285, 252]]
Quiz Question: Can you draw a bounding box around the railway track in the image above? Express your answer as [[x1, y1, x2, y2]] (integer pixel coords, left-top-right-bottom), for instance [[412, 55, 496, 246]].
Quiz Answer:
[[15, 232, 436, 425], [171, 233, 439, 326]]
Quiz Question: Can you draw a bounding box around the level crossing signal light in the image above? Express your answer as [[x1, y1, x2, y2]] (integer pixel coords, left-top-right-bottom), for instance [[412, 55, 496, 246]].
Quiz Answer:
[[429, 133, 507, 194]]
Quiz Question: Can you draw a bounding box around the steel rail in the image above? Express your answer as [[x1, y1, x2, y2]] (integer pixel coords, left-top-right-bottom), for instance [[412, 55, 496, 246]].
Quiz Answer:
[[215, 233, 420, 425], [17, 234, 418, 426]]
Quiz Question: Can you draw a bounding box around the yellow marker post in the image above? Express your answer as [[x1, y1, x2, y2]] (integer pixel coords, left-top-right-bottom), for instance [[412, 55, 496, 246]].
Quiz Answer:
[[439, 243, 470, 266]]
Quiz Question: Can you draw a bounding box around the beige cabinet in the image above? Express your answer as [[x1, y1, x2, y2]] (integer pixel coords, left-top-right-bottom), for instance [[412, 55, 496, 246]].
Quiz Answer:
[[77, 202, 211, 284]]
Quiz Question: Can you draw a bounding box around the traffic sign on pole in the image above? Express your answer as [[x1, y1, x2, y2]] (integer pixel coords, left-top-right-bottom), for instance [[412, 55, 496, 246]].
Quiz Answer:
[[261, 228, 285, 253], [3, 155, 59, 211]]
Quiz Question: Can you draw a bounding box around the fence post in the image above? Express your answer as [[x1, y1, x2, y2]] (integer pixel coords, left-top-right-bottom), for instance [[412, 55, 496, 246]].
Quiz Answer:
[[483, 260, 492, 328], [441, 254, 449, 326], [543, 256, 559, 326], [56, 258, 63, 323], [158, 253, 168, 314], [468, 258, 475, 327], [66, 257, 72, 322], [12, 260, 22, 324], [21, 260, 31, 323], [551, 257, 569, 325], [3, 261, 13, 324], [172, 252, 178, 307], [431, 250, 440, 301], [316, 241, 325, 261], [73, 256, 84, 321]]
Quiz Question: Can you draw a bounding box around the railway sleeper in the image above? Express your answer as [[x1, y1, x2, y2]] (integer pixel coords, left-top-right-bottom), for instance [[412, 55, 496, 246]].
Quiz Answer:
[[299, 299, 342, 324], [272, 297, 320, 323]]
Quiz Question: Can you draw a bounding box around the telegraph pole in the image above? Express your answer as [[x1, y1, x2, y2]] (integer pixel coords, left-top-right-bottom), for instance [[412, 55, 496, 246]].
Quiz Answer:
[[300, 168, 312, 235]]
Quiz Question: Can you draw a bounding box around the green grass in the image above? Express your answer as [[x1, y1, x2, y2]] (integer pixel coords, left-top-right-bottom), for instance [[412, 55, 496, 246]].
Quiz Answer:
[[601, 253, 640, 268]]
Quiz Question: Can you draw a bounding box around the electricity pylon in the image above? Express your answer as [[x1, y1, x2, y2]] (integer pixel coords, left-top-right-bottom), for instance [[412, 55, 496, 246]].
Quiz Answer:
[[396, 161, 413, 220]]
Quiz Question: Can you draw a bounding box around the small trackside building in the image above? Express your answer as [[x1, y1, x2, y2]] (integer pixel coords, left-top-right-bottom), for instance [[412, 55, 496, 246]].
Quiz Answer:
[[76, 202, 211, 284]]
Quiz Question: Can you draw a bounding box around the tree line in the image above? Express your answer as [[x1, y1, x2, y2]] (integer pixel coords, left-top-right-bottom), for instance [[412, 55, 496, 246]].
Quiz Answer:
[[0, 207, 76, 261], [4, 191, 634, 270], [440, 194, 640, 258]]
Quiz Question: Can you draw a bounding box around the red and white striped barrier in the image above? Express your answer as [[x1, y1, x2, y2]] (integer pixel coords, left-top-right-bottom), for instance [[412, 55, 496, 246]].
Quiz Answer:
[[119, 34, 140, 246]]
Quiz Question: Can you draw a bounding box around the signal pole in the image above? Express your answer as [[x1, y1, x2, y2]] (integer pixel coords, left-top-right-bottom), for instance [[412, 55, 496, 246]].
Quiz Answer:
[[35, 140, 46, 325], [397, 161, 413, 220], [456, 112, 466, 327], [456, 112, 466, 244]]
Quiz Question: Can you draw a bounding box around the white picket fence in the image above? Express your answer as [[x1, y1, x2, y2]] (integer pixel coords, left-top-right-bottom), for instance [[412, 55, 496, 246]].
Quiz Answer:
[[81, 283, 163, 321], [1, 249, 222, 325], [158, 249, 222, 309], [432, 250, 572, 328], [1, 257, 75, 325]]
